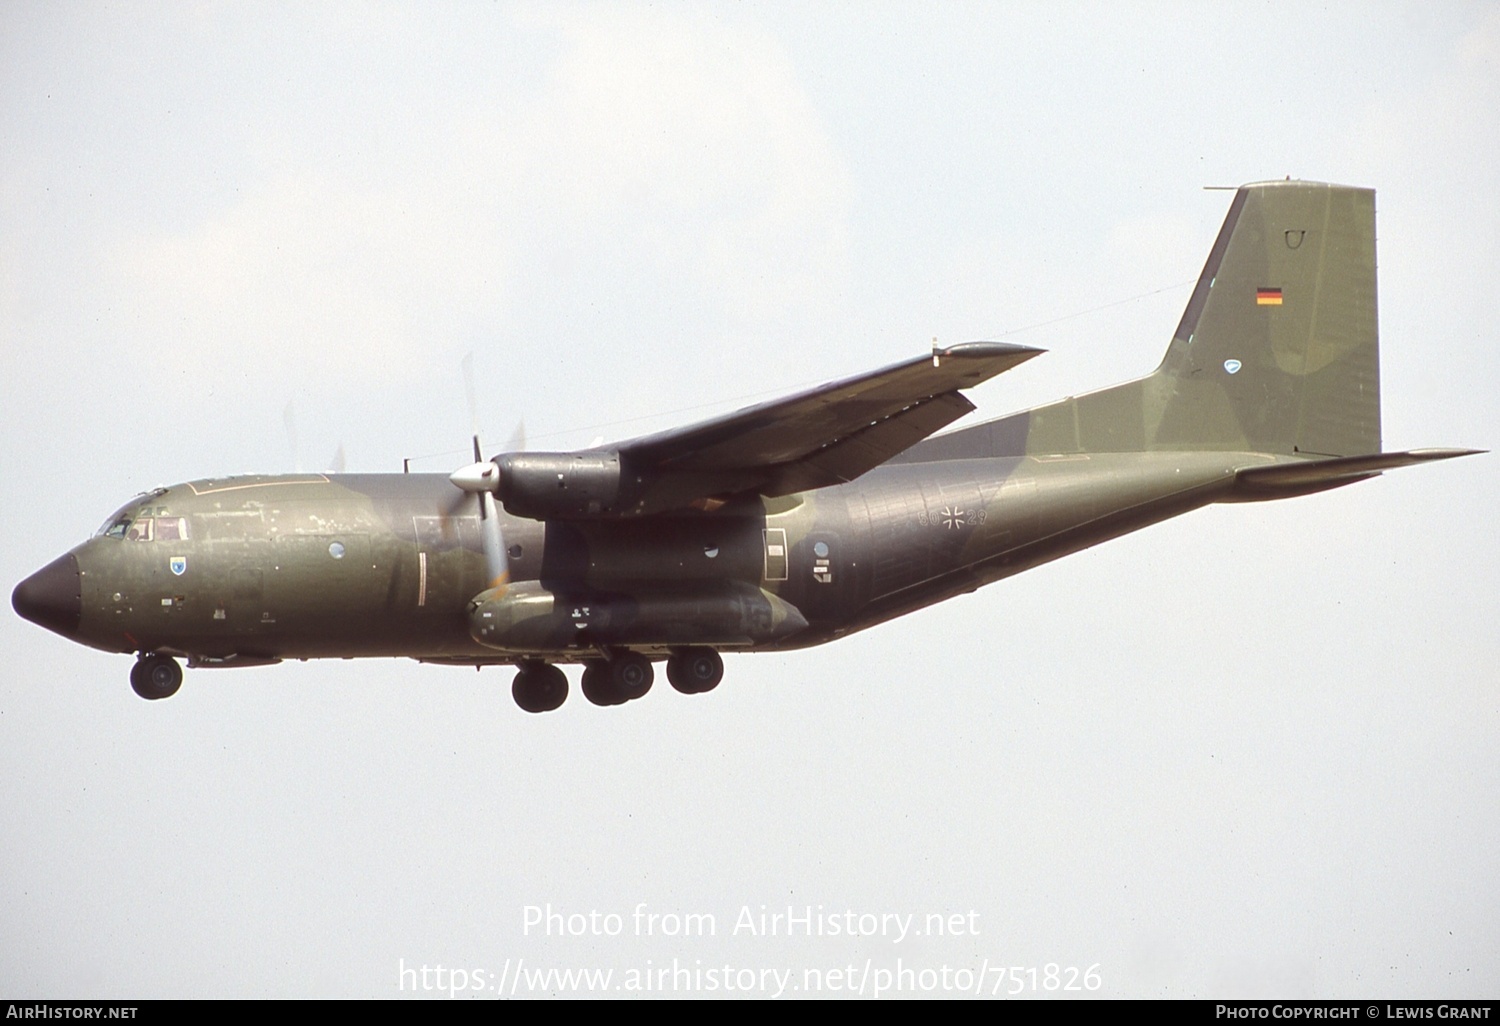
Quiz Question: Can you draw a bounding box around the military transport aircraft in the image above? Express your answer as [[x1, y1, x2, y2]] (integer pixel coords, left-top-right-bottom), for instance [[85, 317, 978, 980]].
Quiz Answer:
[[13, 180, 1480, 712]]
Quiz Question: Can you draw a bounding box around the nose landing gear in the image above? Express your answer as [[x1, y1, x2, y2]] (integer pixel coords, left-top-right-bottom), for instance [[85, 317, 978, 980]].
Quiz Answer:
[[130, 653, 183, 700]]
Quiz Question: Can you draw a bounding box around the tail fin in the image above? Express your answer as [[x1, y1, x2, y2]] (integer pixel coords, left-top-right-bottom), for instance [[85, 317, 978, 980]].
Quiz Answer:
[[924, 181, 1383, 459], [1151, 180, 1379, 456]]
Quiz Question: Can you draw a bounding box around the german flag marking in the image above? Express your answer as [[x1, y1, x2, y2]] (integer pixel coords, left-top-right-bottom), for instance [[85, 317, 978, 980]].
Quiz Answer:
[[1256, 287, 1283, 306]]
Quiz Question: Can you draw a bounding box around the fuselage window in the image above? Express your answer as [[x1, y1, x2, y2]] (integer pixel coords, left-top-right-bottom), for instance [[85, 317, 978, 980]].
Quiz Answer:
[[124, 518, 154, 542]]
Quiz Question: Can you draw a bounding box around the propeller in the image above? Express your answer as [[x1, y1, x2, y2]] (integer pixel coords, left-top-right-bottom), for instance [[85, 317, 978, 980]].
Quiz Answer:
[[284, 399, 347, 474], [449, 354, 512, 593], [451, 436, 509, 591], [283, 400, 302, 473]]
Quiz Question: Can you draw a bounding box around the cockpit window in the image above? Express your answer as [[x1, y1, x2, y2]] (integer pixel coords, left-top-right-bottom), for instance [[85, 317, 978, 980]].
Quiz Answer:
[[155, 517, 188, 542], [96, 508, 188, 541]]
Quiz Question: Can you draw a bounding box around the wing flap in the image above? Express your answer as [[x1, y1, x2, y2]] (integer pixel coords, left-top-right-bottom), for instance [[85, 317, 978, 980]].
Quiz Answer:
[[762, 392, 976, 495]]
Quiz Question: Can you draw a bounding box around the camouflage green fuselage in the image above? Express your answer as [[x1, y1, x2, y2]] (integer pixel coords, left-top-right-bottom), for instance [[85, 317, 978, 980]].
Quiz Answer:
[[63, 451, 1270, 666]]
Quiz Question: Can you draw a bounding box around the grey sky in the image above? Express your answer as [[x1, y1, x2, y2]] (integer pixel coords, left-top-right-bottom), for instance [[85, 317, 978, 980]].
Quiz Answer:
[[2, 2, 1496, 998]]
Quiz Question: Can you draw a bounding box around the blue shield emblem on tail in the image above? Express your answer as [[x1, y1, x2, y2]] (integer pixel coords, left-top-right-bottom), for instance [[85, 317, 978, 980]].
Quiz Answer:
[[169, 556, 187, 576], [1223, 359, 1242, 375]]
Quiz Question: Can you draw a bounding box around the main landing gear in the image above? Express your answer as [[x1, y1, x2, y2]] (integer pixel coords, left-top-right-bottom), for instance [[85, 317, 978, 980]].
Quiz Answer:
[[580, 652, 654, 707], [665, 647, 723, 695], [130, 653, 183, 700], [509, 647, 725, 712], [511, 660, 569, 714]]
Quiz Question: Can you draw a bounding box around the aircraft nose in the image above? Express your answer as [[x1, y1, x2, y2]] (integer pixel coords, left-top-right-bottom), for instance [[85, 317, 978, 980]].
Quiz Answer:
[[12, 553, 82, 638]]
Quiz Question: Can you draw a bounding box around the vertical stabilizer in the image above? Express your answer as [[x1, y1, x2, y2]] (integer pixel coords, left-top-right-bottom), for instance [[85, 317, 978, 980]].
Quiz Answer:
[[907, 181, 1382, 460], [1152, 180, 1380, 456]]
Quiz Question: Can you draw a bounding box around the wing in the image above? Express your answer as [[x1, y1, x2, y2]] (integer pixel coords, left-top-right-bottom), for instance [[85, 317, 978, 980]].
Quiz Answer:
[[614, 341, 1043, 510]]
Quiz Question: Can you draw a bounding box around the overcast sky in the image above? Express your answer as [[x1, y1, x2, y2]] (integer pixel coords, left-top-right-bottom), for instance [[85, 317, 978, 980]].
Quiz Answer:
[[3, 1, 1496, 999]]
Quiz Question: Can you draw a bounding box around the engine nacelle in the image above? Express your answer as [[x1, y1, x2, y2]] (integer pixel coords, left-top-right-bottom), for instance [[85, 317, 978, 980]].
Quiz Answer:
[[494, 452, 623, 519], [467, 580, 808, 654]]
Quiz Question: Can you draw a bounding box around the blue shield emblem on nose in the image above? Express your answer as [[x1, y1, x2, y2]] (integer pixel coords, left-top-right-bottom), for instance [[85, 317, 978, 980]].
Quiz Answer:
[[169, 556, 187, 576], [1223, 359, 1242, 375]]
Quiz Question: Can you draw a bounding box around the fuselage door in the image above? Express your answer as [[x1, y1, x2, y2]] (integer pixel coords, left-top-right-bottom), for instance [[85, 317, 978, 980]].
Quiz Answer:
[[411, 514, 480, 612], [763, 528, 789, 582], [790, 529, 863, 623]]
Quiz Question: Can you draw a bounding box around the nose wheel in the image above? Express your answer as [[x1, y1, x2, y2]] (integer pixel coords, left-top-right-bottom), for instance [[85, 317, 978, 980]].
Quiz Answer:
[[130, 653, 183, 700]]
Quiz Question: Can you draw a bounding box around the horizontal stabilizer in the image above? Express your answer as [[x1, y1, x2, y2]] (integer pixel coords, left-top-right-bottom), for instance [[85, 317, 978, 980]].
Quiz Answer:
[[1235, 447, 1483, 496]]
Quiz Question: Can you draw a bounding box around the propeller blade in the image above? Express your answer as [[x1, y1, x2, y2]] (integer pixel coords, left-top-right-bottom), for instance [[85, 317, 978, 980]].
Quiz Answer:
[[463, 352, 481, 441], [478, 491, 509, 590], [456, 353, 511, 592], [449, 462, 510, 592], [283, 400, 302, 473]]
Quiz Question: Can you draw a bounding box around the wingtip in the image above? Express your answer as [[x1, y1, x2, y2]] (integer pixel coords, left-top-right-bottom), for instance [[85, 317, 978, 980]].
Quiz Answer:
[[1404, 447, 1487, 460], [939, 340, 1047, 359]]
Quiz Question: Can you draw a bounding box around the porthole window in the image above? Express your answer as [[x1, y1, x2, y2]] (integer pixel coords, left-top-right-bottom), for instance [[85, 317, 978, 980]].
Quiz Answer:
[[328, 541, 346, 559], [813, 541, 829, 558], [704, 545, 720, 559]]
